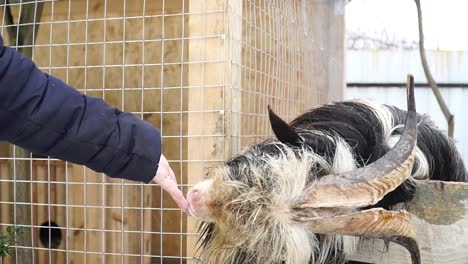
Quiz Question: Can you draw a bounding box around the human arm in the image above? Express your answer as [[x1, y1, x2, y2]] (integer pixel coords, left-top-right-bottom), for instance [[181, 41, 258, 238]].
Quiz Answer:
[[0, 34, 160, 183], [0, 34, 188, 213]]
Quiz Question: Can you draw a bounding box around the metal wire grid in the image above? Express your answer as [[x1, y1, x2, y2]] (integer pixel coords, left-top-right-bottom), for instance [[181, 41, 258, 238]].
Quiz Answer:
[[0, 0, 337, 263], [235, 0, 320, 146]]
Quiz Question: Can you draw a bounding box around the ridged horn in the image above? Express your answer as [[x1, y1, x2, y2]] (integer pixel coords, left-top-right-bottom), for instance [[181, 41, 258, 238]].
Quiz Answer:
[[294, 208, 421, 264]]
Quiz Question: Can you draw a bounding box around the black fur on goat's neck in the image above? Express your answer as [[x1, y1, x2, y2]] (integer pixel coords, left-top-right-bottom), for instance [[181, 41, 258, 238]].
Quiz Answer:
[[288, 102, 408, 209], [387, 105, 467, 182], [290, 102, 388, 167], [268, 102, 392, 171], [267, 100, 467, 210], [289, 101, 467, 183]]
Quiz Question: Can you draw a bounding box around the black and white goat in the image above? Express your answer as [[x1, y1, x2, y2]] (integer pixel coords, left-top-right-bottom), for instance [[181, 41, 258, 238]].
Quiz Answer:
[[187, 76, 467, 264]]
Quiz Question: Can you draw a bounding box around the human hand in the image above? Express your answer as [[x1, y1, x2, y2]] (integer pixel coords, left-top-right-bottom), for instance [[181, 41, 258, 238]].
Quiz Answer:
[[153, 154, 190, 215]]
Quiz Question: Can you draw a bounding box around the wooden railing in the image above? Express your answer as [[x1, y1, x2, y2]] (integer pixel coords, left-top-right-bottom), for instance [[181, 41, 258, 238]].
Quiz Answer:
[[348, 180, 468, 264]]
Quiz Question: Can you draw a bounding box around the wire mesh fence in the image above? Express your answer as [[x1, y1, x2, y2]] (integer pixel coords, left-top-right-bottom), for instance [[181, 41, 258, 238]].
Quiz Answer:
[[0, 0, 344, 263]]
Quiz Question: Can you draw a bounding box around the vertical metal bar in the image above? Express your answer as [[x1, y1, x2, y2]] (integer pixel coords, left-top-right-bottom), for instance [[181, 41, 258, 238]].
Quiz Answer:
[[159, 0, 166, 264], [179, 0, 187, 262], [46, 5, 56, 261], [12, 1, 20, 263], [159, 0, 165, 262], [222, 0, 227, 154], [12, 138, 17, 264], [140, 0, 146, 262], [47, 152, 51, 263], [102, 0, 108, 261], [30, 2, 40, 262], [64, 1, 72, 262], [121, 0, 127, 263], [83, 0, 90, 262]]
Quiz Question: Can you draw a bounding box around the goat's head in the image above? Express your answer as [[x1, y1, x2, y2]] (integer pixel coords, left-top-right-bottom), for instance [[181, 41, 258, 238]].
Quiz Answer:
[[188, 75, 420, 264]]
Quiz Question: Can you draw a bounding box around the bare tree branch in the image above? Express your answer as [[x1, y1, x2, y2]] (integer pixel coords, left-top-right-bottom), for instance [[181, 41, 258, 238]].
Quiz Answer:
[[414, 0, 454, 138]]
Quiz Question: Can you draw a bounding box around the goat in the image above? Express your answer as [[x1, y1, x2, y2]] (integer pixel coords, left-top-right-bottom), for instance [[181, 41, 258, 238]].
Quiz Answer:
[[187, 75, 467, 264]]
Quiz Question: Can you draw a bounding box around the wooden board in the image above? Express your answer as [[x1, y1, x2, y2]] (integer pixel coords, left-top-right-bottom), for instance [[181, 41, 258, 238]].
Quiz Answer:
[[348, 180, 468, 264], [185, 0, 227, 262]]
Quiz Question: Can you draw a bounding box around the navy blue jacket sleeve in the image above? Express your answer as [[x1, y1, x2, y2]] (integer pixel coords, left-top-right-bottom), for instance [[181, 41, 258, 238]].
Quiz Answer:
[[0, 35, 161, 183]]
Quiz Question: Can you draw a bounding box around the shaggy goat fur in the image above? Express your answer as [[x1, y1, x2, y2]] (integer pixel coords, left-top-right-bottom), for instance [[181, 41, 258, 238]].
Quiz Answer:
[[195, 99, 467, 264]]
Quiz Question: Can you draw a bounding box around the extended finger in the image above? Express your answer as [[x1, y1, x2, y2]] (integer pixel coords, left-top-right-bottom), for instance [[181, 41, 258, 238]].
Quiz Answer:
[[169, 188, 189, 212]]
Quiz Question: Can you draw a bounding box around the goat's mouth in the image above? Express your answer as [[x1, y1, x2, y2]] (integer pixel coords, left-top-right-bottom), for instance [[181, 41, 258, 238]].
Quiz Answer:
[[286, 75, 421, 264], [187, 178, 217, 220]]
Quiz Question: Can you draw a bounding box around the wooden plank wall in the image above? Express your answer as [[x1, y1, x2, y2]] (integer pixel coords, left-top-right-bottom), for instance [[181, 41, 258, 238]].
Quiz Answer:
[[185, 0, 226, 262]]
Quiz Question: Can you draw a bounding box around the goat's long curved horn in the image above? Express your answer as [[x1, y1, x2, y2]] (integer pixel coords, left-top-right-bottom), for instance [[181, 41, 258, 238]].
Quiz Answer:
[[294, 208, 421, 264], [297, 75, 417, 208]]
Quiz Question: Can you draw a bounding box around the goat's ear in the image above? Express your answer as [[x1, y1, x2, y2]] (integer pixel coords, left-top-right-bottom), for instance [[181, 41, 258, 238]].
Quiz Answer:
[[268, 105, 302, 146]]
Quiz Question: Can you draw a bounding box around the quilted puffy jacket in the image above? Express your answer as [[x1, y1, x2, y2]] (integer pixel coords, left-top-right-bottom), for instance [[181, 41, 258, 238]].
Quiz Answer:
[[0, 34, 161, 183]]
